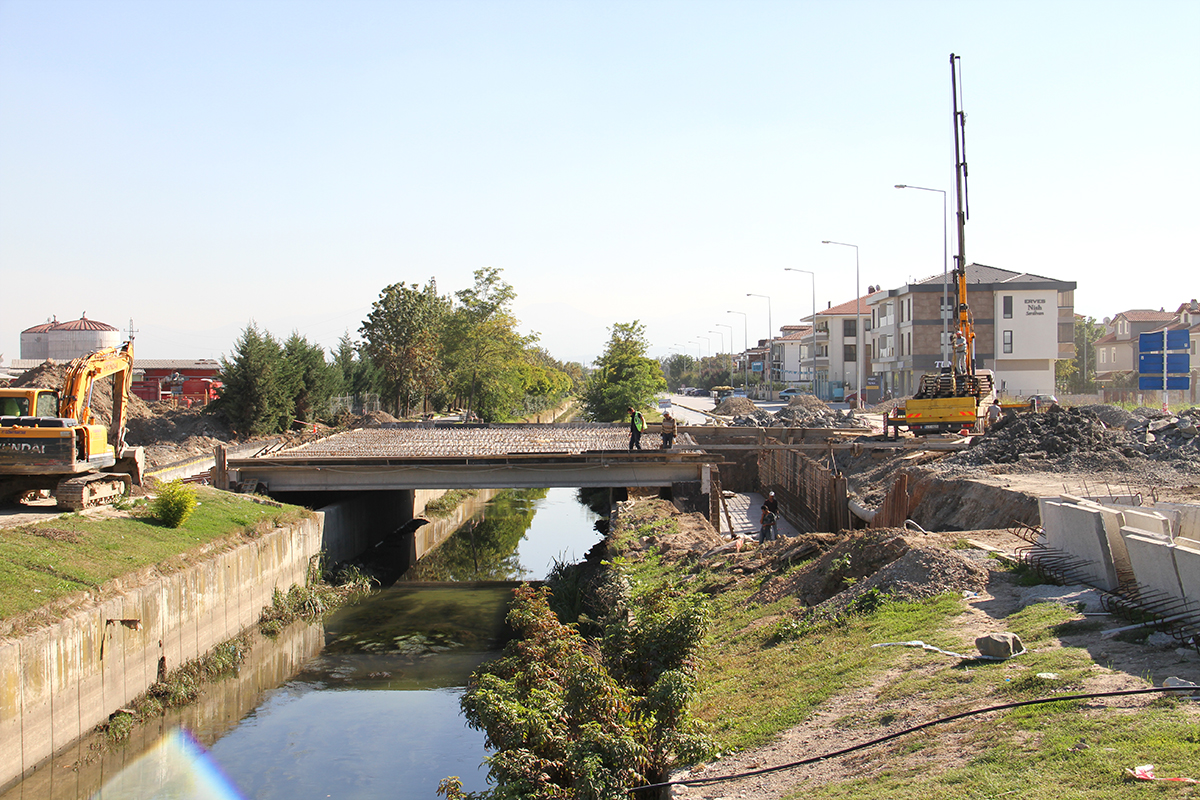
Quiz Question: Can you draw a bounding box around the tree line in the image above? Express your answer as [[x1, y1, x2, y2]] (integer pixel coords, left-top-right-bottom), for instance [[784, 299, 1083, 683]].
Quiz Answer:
[[213, 268, 586, 435]]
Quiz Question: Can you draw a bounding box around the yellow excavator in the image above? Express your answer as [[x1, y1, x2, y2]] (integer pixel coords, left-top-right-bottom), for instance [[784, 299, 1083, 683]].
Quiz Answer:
[[0, 341, 145, 510], [886, 54, 995, 438]]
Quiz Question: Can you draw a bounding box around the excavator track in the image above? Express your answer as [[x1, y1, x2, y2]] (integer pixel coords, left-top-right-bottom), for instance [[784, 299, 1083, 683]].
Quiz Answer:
[[56, 473, 132, 511]]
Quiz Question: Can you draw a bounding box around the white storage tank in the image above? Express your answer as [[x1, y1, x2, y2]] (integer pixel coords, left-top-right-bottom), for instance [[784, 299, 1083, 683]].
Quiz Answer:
[[19, 319, 57, 360], [47, 315, 121, 361], [20, 314, 122, 361]]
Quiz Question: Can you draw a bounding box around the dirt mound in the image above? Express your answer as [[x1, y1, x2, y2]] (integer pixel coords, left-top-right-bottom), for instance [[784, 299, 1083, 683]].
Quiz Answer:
[[787, 395, 831, 413], [866, 395, 909, 414], [713, 397, 758, 416], [13, 360, 153, 422], [125, 406, 237, 467], [751, 530, 989, 613], [346, 410, 399, 428]]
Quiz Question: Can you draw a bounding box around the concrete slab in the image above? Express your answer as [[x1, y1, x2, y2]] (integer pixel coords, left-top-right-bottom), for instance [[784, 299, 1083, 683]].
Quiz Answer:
[[18, 629, 51, 779], [1122, 531, 1184, 601], [1170, 541, 1200, 623], [49, 617, 81, 753], [718, 492, 800, 541], [1055, 503, 1120, 591]]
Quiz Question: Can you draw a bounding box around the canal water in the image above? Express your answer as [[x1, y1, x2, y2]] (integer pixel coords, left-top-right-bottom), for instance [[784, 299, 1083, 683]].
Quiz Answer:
[[3, 487, 604, 800]]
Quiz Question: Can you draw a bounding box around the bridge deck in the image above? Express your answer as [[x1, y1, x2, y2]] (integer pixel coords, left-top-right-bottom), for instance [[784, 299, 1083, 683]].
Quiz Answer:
[[268, 423, 669, 459], [225, 424, 714, 491]]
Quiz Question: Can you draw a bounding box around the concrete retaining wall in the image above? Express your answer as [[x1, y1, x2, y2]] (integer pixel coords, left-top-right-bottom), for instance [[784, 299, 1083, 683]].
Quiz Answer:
[[0, 492, 406, 793]]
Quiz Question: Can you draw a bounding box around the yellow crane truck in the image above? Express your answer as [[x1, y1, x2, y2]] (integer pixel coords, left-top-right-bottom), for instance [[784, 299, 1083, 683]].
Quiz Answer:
[[0, 342, 145, 510], [886, 54, 995, 439]]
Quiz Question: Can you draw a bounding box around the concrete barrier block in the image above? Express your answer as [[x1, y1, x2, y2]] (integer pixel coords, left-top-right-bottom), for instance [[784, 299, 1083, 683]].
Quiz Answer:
[[1092, 505, 1135, 587], [1157, 502, 1200, 540], [19, 628, 52, 776], [49, 617, 82, 753], [0, 639, 24, 787], [1170, 541, 1200, 621], [1122, 531, 1184, 601], [1054, 503, 1119, 591], [1122, 508, 1172, 539]]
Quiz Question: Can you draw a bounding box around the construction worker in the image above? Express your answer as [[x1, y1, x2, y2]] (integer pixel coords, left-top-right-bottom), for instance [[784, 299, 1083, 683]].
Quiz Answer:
[[628, 406, 645, 451], [660, 411, 677, 449]]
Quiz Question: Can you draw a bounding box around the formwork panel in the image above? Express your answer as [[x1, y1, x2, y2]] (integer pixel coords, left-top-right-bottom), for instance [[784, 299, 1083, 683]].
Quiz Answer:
[[1056, 503, 1119, 591]]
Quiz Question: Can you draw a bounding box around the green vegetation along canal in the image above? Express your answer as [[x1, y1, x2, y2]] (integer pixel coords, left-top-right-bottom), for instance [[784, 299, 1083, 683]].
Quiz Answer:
[[3, 487, 604, 800]]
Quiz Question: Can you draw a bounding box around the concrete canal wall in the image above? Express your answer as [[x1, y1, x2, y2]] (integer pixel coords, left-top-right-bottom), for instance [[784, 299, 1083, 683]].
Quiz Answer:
[[0, 491, 409, 793]]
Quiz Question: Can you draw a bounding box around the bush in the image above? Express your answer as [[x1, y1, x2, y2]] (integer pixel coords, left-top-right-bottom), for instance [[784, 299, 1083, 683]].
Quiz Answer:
[[151, 481, 198, 528]]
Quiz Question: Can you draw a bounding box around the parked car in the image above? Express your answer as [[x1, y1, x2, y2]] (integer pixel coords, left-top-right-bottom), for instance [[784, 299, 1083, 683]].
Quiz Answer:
[[778, 388, 804, 399]]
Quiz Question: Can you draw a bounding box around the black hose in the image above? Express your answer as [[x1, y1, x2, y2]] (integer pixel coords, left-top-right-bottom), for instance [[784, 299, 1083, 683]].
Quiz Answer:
[[629, 685, 1195, 792]]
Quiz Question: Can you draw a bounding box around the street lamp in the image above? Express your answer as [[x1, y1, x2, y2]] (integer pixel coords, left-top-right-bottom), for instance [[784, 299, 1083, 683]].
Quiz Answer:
[[896, 184, 949, 364], [747, 293, 774, 400], [784, 267, 817, 394], [687, 340, 702, 360], [727, 310, 748, 390], [697, 335, 711, 357], [821, 241, 862, 405], [716, 323, 734, 379]]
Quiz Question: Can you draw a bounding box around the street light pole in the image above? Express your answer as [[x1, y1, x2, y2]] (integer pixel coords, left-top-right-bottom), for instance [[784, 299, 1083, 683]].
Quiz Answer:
[[784, 267, 817, 394], [708, 330, 726, 375], [697, 335, 711, 357], [727, 310, 748, 391], [895, 184, 949, 365], [688, 340, 702, 360], [821, 241, 862, 405], [716, 323, 734, 381], [747, 293, 774, 400]]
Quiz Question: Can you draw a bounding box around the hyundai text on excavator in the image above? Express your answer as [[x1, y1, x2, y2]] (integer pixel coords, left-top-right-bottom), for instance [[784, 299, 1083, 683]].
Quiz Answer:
[[0, 341, 145, 510], [886, 54, 995, 438]]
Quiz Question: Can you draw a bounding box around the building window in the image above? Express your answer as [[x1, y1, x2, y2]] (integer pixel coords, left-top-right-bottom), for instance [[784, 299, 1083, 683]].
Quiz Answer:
[[1002, 296, 1013, 319], [843, 319, 857, 338], [907, 331, 912, 357], [844, 344, 857, 363], [1099, 349, 1106, 364], [1111, 347, 1116, 362], [1003, 330, 1013, 354]]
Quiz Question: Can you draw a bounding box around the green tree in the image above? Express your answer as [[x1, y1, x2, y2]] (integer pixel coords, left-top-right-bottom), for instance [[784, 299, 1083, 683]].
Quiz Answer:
[[1066, 315, 1103, 394], [281, 332, 338, 423], [360, 280, 449, 416], [213, 323, 293, 435], [583, 321, 667, 422], [442, 268, 536, 421], [659, 353, 696, 391]]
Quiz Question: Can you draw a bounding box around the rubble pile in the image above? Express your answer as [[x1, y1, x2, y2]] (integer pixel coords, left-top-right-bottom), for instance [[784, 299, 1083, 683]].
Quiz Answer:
[[1121, 408, 1200, 459], [948, 404, 1200, 470], [729, 405, 866, 429]]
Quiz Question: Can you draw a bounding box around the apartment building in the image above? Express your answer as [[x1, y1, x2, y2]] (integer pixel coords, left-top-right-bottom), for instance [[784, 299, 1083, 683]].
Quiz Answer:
[[868, 264, 1076, 398], [1093, 309, 1178, 383]]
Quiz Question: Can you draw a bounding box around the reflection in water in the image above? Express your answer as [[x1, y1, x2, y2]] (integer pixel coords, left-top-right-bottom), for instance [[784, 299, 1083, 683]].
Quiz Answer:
[[407, 487, 602, 582]]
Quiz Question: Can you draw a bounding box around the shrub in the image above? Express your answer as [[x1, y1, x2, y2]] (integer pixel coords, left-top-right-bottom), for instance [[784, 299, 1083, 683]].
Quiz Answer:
[[151, 480, 198, 528]]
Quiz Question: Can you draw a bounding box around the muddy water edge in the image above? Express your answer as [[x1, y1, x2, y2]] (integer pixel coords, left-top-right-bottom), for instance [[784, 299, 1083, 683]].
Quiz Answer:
[[1, 487, 604, 800]]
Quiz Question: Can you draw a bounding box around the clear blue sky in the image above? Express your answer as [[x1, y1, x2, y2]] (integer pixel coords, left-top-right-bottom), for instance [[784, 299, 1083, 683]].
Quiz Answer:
[[2, 0, 1196, 365]]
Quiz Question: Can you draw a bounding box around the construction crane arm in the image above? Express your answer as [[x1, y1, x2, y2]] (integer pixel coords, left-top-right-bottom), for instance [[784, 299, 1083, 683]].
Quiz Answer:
[[58, 342, 136, 449]]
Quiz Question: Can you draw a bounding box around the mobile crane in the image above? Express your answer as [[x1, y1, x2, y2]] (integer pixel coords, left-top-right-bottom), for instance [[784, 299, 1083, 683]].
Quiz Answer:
[[886, 54, 995, 438], [0, 342, 145, 510]]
